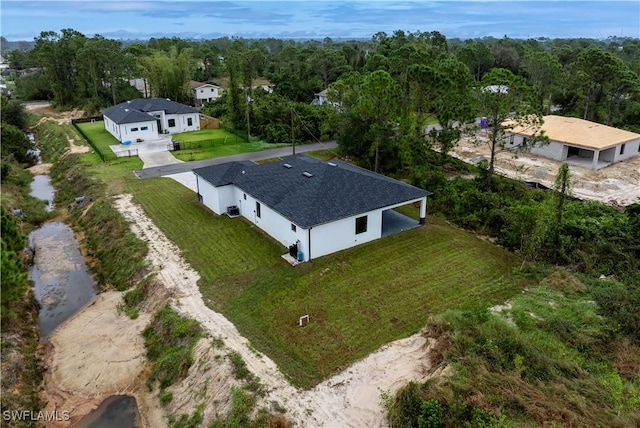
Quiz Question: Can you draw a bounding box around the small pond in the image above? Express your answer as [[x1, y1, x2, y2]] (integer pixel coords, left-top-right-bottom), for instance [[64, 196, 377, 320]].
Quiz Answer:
[[73, 395, 141, 428], [29, 174, 55, 212], [29, 222, 98, 338]]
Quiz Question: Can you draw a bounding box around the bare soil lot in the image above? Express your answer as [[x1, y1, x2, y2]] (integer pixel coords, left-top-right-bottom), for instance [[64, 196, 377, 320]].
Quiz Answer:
[[452, 136, 640, 207]]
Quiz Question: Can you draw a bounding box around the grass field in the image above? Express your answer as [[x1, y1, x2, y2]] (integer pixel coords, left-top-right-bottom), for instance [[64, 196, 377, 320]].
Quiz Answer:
[[128, 178, 529, 388], [76, 121, 120, 157], [172, 129, 289, 161]]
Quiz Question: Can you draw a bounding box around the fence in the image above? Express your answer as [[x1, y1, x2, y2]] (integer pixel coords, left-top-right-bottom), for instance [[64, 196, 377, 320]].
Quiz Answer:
[[71, 118, 117, 162], [167, 134, 244, 151]]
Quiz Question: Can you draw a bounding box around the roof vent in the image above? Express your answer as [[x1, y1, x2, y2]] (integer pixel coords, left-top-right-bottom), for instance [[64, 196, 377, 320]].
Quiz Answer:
[[328, 162, 337, 167], [302, 172, 313, 178], [124, 108, 129, 112], [283, 163, 292, 169]]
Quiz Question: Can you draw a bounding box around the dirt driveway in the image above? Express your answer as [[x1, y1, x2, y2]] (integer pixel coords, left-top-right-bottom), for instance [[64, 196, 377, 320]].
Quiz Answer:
[[452, 137, 640, 207]]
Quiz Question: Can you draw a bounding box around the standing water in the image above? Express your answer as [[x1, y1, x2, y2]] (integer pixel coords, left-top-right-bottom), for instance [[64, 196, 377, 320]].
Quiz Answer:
[[29, 174, 55, 212], [29, 222, 98, 338], [73, 395, 141, 428]]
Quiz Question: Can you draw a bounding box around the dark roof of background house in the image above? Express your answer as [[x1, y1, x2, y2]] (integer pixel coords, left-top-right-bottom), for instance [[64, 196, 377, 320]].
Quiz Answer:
[[193, 154, 431, 228], [102, 98, 198, 124]]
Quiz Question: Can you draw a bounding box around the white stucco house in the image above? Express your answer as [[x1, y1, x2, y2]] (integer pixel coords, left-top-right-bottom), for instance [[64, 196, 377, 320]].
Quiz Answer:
[[312, 89, 328, 106], [102, 98, 200, 143], [193, 155, 431, 262], [190, 80, 223, 107], [506, 115, 640, 170]]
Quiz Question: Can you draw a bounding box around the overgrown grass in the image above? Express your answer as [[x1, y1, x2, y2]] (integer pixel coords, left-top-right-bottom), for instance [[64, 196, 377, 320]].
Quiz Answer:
[[128, 178, 528, 388], [394, 268, 640, 427], [143, 305, 202, 389], [51, 152, 147, 291]]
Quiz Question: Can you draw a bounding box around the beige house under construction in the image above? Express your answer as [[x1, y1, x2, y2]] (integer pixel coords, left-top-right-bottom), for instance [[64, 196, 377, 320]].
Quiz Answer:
[[506, 115, 640, 170]]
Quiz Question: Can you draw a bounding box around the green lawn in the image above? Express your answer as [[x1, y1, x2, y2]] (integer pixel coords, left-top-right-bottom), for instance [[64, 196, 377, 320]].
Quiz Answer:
[[172, 129, 289, 161], [172, 128, 245, 143], [76, 121, 121, 157], [128, 178, 529, 388]]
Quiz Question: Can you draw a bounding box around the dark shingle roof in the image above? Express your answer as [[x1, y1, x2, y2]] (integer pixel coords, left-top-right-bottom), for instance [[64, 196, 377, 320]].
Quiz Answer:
[[193, 155, 431, 228], [102, 98, 198, 124]]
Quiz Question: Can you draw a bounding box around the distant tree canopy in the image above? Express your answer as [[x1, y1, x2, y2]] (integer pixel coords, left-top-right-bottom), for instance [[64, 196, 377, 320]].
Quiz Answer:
[[7, 28, 640, 142]]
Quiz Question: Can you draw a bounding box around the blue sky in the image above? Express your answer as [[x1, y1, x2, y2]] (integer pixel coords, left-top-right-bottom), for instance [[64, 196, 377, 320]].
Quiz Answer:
[[1, 1, 639, 41]]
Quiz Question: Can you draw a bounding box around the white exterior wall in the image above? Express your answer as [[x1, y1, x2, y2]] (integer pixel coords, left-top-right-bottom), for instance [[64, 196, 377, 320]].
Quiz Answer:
[[104, 116, 120, 141], [117, 120, 157, 143], [236, 191, 301, 252], [164, 113, 200, 135], [508, 133, 640, 166], [530, 140, 567, 160], [194, 86, 222, 106], [309, 210, 382, 260], [613, 138, 640, 162], [197, 177, 234, 215], [197, 180, 424, 262], [507, 134, 567, 161]]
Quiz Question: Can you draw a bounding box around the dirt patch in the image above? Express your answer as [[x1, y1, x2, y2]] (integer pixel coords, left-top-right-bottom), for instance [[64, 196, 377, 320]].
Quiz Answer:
[[42, 291, 154, 427], [113, 193, 434, 427], [28, 163, 53, 175], [452, 136, 640, 206]]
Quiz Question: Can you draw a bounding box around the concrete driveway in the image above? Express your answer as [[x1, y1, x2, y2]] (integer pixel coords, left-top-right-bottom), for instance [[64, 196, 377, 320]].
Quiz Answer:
[[110, 135, 183, 168], [138, 151, 184, 168]]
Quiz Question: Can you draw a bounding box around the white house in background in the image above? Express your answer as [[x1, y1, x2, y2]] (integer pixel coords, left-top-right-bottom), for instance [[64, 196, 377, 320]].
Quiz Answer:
[[190, 80, 223, 107], [506, 115, 640, 170], [102, 98, 200, 143], [193, 154, 431, 262], [312, 89, 328, 106]]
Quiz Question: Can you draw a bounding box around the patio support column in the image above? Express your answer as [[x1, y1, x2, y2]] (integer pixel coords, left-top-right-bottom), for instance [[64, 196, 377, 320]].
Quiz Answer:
[[419, 197, 427, 225], [592, 150, 600, 169]]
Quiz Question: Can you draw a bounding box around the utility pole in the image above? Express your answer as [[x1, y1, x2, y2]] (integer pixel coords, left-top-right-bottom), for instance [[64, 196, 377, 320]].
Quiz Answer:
[[291, 108, 296, 155], [245, 87, 251, 141]]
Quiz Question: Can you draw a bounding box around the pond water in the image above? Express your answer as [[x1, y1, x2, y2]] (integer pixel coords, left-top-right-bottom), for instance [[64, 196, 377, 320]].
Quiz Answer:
[[28, 222, 98, 338], [29, 174, 55, 212], [73, 395, 141, 428]]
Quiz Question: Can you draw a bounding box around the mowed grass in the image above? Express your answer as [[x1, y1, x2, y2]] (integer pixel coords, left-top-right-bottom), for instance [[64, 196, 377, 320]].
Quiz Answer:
[[76, 121, 121, 155], [128, 178, 528, 388], [172, 128, 246, 143], [172, 128, 288, 161]]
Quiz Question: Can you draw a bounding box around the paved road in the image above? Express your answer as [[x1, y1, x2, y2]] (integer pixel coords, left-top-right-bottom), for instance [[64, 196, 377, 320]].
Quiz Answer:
[[134, 141, 338, 178]]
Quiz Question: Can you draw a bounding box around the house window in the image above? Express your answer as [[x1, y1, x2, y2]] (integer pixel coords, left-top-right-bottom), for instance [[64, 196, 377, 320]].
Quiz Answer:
[[522, 137, 528, 145], [291, 224, 297, 232], [620, 143, 626, 155], [141, 126, 148, 131], [355, 216, 368, 235], [187, 117, 193, 126], [131, 127, 138, 132], [509, 135, 515, 145], [243, 193, 246, 200], [256, 202, 261, 218], [168, 119, 176, 128], [200, 89, 204, 93]]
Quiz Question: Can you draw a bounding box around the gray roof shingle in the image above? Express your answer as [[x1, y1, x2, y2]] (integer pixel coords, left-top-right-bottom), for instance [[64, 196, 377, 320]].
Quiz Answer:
[[102, 98, 198, 124], [193, 155, 431, 228]]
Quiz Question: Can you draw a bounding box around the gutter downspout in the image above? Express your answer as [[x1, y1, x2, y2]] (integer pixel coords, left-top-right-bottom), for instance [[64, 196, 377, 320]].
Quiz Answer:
[[308, 227, 312, 261]]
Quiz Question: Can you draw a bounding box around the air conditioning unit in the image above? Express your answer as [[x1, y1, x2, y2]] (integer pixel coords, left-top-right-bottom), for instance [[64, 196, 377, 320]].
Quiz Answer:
[[226, 205, 240, 217]]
